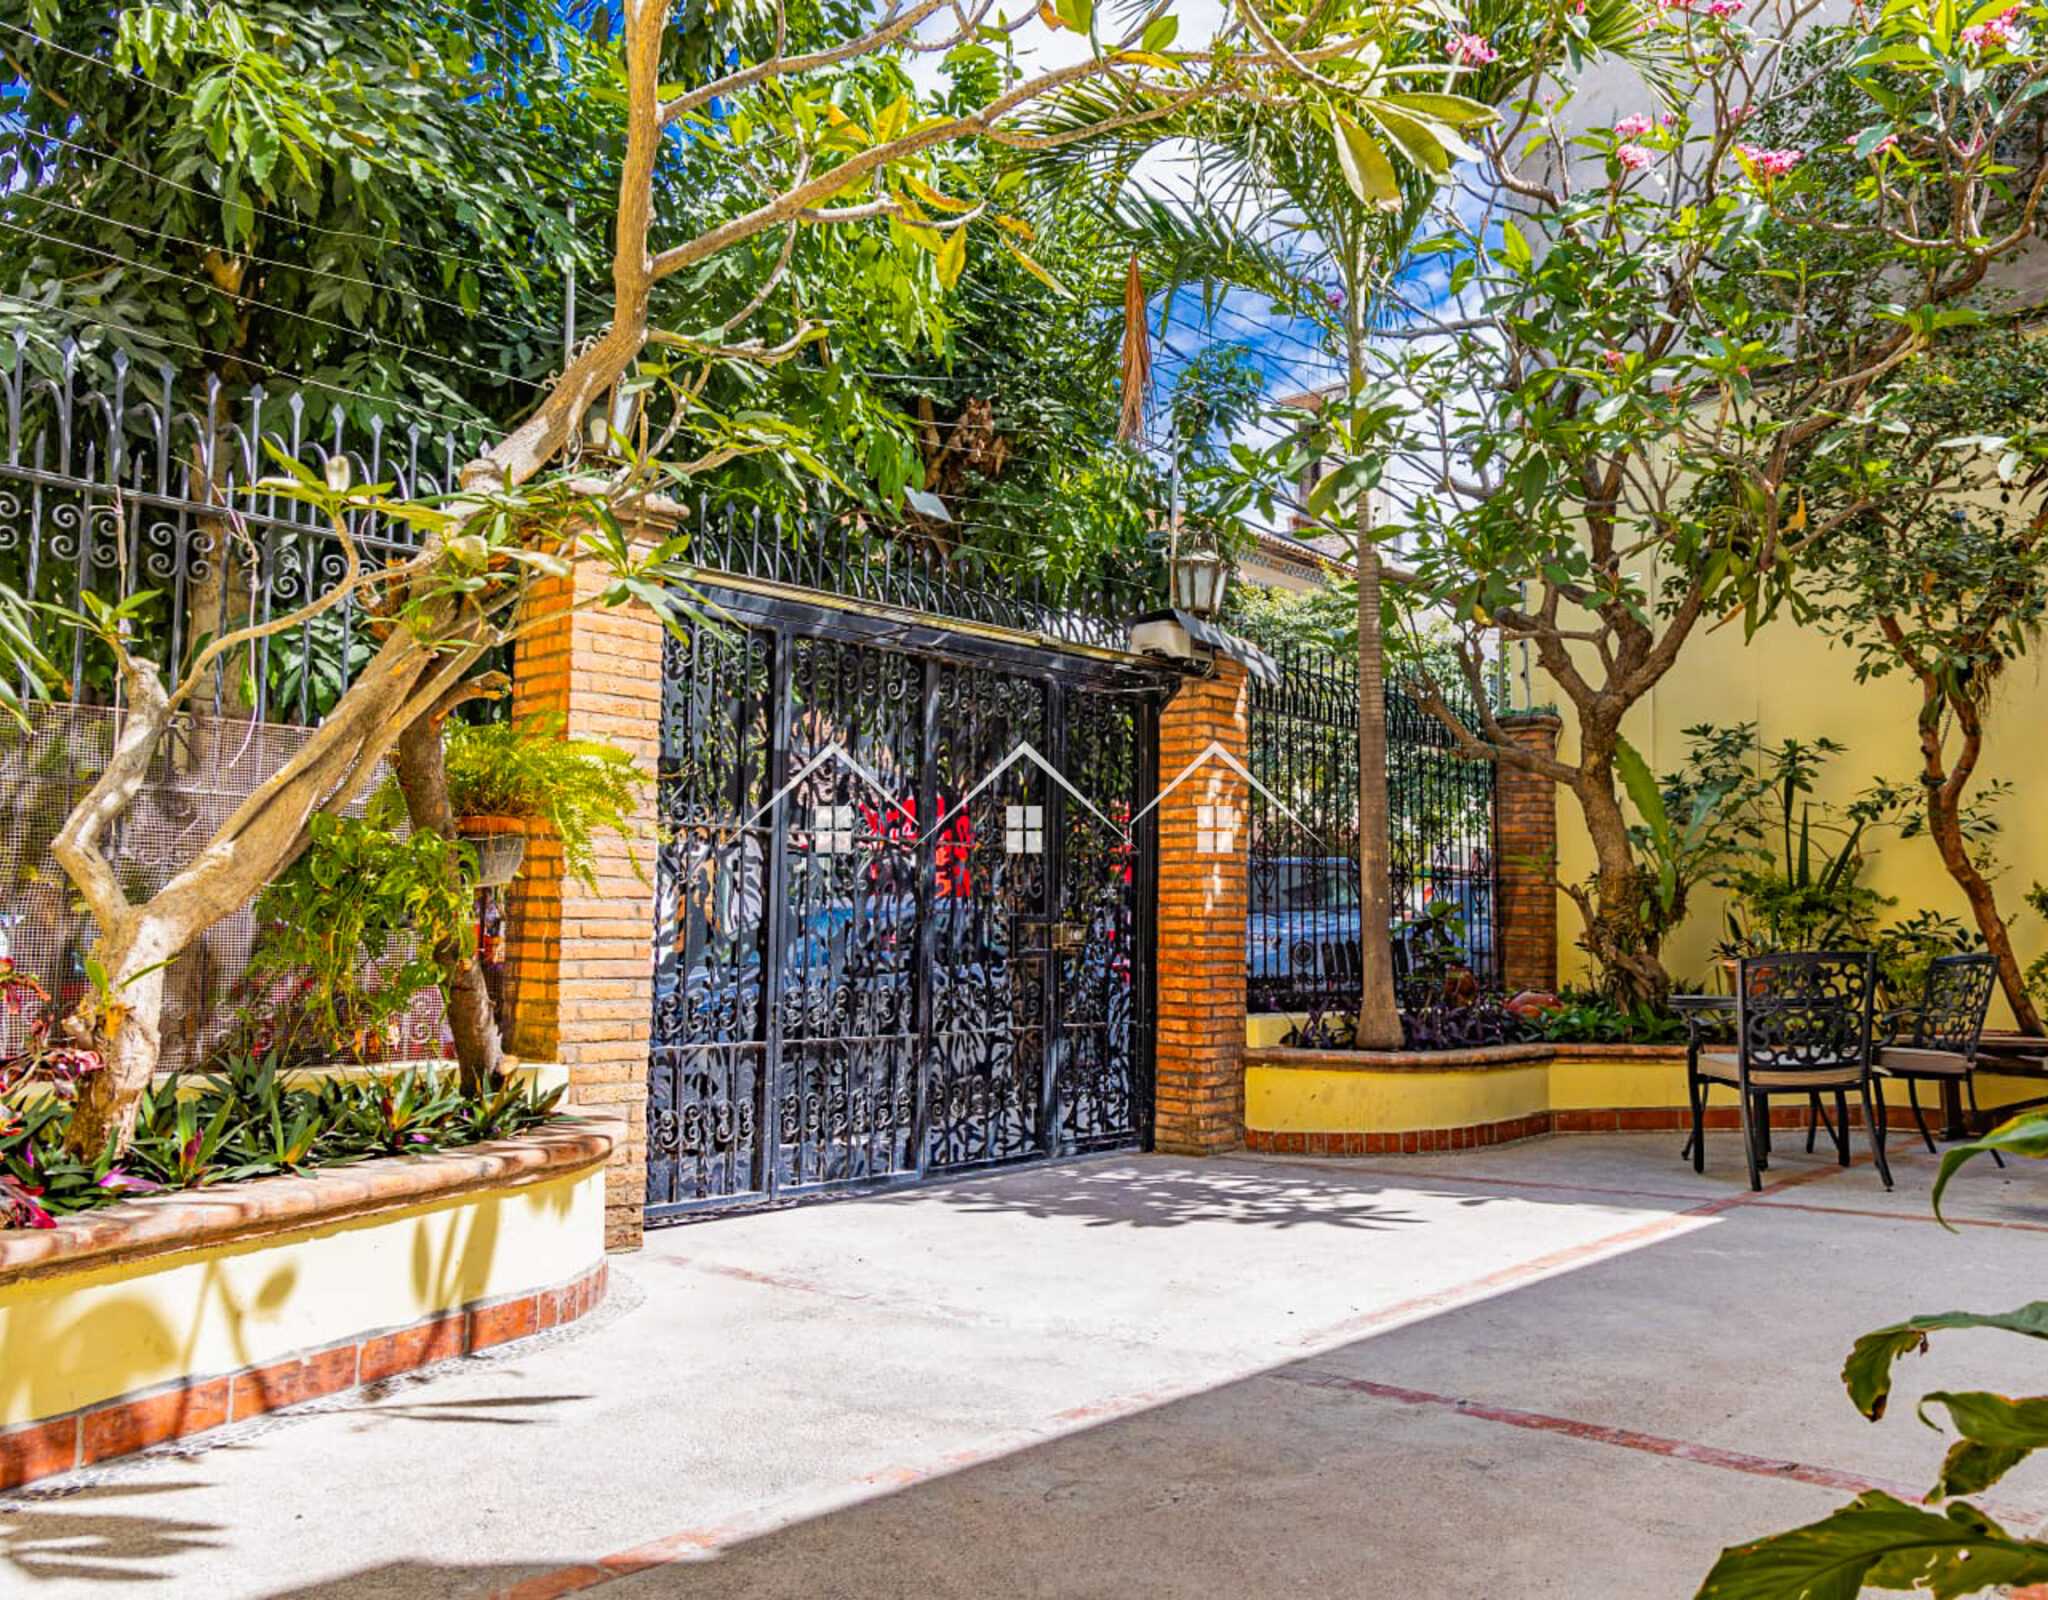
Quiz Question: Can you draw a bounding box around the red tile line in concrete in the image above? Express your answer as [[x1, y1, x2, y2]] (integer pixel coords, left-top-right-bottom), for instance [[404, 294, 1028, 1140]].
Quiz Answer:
[[1266, 1368, 2047, 1535], [486, 1155, 1924, 1600]]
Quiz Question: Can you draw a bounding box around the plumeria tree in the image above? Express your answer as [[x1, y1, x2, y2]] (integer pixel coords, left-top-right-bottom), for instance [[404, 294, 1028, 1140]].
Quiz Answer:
[[21, 0, 1488, 1160], [1810, 334, 2048, 1034], [1381, 0, 2048, 1005]]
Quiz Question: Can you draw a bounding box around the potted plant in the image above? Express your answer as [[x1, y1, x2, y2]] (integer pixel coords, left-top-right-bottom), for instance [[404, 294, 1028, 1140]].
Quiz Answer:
[[435, 715, 643, 890]]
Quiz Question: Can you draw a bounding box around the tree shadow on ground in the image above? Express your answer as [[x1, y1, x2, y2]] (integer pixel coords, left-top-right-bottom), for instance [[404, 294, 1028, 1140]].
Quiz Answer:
[[250, 1199, 2048, 1600], [0, 1481, 225, 1586], [901, 1154, 1500, 1230], [352, 1392, 595, 1428], [0, 1390, 591, 1588]]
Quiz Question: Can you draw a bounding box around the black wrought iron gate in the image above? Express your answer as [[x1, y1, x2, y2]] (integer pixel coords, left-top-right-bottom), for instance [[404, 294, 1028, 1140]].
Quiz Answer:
[[645, 595, 1162, 1220]]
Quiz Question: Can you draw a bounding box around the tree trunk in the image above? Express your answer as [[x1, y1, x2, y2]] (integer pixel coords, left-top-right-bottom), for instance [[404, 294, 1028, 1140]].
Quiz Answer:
[[1346, 299, 1403, 1049], [1572, 752, 1669, 1010], [55, 620, 489, 1160], [1354, 537, 1403, 1047], [1918, 690, 2042, 1035], [61, 932, 170, 1160], [392, 711, 505, 1095]]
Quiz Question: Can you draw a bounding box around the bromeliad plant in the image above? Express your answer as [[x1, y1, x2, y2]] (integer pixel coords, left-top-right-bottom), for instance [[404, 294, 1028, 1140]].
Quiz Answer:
[[0, 1047, 566, 1229], [1698, 1109, 2048, 1597]]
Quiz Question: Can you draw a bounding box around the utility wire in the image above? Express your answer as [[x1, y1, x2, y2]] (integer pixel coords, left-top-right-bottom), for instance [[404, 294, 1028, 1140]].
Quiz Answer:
[[13, 192, 568, 344], [6, 296, 496, 433], [0, 217, 550, 393]]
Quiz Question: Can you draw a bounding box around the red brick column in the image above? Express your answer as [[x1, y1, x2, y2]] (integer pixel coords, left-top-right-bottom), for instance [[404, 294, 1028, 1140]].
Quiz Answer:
[[505, 558, 663, 1251], [1153, 659, 1251, 1155], [1494, 713, 1561, 997]]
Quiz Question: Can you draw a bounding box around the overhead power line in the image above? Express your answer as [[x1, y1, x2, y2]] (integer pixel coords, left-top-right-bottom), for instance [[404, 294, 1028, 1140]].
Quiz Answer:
[[0, 217, 550, 393], [4, 295, 496, 433]]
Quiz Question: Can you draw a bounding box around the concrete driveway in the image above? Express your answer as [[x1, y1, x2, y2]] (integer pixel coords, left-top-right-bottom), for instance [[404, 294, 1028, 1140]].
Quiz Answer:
[[3, 1134, 2044, 1598]]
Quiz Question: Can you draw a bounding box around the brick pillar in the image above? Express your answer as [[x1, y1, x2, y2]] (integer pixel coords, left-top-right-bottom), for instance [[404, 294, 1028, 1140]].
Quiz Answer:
[[505, 559, 663, 1251], [1495, 712, 1561, 996], [1153, 659, 1251, 1155]]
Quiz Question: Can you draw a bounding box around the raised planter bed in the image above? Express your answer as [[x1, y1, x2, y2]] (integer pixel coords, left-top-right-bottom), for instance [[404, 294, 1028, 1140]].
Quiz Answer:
[[1242, 1043, 2042, 1156], [0, 1112, 617, 1490]]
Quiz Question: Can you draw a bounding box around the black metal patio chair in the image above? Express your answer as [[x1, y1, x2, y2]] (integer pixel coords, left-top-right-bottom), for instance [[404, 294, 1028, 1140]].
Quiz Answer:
[[1687, 951, 1889, 1191], [1856, 952, 2003, 1167]]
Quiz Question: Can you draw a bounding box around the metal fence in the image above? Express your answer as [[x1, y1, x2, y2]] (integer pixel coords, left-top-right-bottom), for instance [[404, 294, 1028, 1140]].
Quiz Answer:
[[0, 337, 1156, 719], [0, 337, 481, 723], [1246, 645, 1499, 1014], [0, 339, 1154, 1068]]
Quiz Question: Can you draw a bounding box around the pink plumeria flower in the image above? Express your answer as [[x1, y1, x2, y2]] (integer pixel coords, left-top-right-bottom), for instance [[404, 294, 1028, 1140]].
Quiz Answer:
[[1617, 143, 1655, 171], [1737, 143, 1804, 179], [1872, 132, 1899, 156], [1449, 31, 1498, 65], [1614, 114, 1655, 138], [1705, 0, 1743, 16], [1960, 8, 2025, 51], [1603, 349, 1625, 369]]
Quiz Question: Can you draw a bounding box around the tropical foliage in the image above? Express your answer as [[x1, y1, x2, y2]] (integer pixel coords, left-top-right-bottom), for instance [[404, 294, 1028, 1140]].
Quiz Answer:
[[244, 814, 479, 1063], [369, 714, 644, 894], [1698, 1109, 2048, 1598]]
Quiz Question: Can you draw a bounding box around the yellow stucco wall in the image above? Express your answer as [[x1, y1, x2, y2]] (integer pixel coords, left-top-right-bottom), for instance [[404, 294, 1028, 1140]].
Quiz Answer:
[[1245, 1055, 2040, 1137], [0, 1161, 603, 1429], [1541, 588, 2048, 1029], [1246, 1062, 1551, 1135]]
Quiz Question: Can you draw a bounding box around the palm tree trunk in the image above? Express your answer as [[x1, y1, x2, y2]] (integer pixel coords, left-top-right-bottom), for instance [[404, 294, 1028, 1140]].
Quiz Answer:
[[1355, 530, 1402, 1046], [1348, 308, 1402, 1048]]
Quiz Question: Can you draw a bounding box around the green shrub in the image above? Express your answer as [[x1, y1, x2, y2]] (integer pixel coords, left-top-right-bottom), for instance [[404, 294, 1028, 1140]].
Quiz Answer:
[[1533, 990, 1688, 1046], [247, 815, 478, 1062]]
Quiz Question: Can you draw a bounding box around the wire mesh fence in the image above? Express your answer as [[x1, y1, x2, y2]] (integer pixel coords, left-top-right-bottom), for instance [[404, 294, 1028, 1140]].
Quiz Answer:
[[0, 703, 461, 1073]]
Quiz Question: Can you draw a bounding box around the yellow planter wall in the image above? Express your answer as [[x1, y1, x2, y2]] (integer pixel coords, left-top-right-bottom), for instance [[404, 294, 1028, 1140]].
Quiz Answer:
[[0, 1161, 603, 1430], [1246, 1052, 2040, 1139]]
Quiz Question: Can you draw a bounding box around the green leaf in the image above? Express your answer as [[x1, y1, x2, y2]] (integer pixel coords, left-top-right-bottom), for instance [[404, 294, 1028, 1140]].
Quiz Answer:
[[1615, 735, 1675, 865], [1918, 1390, 2048, 1498], [1361, 102, 1454, 175], [1141, 15, 1178, 51], [1696, 1492, 2048, 1600], [1842, 1303, 2048, 1421], [1329, 110, 1399, 209], [1933, 1110, 2048, 1222], [934, 229, 967, 289], [1379, 91, 1500, 129], [1499, 220, 1533, 274], [1000, 237, 1074, 299]]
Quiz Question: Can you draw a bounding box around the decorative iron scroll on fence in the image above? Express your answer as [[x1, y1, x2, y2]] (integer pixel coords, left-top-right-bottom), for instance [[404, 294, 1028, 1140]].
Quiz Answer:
[[0, 338, 1155, 1080], [0, 336, 482, 722], [0, 336, 1155, 717], [1246, 644, 1500, 1014]]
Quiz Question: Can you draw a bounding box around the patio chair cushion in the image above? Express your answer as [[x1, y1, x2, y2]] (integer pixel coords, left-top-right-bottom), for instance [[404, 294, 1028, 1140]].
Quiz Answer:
[[1695, 1051, 1866, 1090], [1876, 1046, 1971, 1078]]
